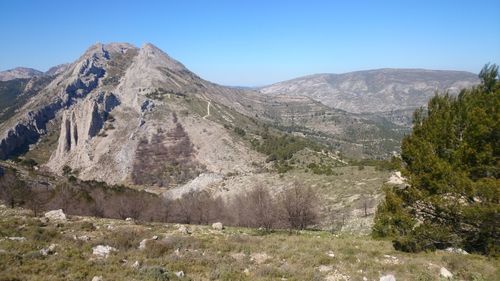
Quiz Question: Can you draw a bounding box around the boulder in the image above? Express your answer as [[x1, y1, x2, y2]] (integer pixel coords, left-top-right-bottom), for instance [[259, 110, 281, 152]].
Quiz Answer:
[[92, 245, 117, 259], [91, 276, 103, 281], [178, 225, 191, 234], [40, 244, 57, 256], [380, 274, 396, 281], [211, 222, 224, 231], [139, 236, 159, 250], [44, 209, 67, 221], [440, 267, 453, 279]]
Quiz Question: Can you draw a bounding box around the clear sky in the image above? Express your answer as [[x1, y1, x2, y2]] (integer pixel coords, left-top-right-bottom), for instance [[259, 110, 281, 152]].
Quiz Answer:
[[1, 0, 499, 86]]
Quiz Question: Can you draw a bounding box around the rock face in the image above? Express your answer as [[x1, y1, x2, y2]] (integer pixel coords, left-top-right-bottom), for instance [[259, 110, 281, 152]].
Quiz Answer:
[[51, 91, 119, 164], [0, 67, 43, 81], [0, 43, 119, 160], [44, 209, 67, 221]]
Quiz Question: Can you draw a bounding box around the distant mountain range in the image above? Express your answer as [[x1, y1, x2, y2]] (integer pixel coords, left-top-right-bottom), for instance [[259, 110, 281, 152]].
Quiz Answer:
[[0, 43, 480, 188], [0, 64, 71, 81], [259, 69, 479, 113]]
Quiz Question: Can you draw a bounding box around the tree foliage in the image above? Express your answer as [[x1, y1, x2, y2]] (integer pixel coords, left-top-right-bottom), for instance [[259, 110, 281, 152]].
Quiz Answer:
[[373, 64, 500, 255]]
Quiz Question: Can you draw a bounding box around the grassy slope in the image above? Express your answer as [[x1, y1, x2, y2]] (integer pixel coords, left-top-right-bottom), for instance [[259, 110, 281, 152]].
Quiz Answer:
[[0, 206, 497, 281]]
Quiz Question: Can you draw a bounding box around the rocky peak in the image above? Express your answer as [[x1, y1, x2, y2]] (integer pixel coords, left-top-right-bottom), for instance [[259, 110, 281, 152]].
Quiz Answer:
[[139, 43, 188, 72]]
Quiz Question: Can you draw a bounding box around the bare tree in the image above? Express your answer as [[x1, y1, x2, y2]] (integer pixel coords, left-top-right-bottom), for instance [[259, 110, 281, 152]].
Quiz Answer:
[[0, 168, 26, 208], [54, 183, 76, 213], [246, 185, 278, 231], [280, 181, 319, 230], [24, 186, 53, 217], [117, 195, 146, 220]]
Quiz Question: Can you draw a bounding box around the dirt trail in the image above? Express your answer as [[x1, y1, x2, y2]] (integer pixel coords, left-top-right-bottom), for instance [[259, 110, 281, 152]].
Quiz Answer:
[[203, 100, 211, 119]]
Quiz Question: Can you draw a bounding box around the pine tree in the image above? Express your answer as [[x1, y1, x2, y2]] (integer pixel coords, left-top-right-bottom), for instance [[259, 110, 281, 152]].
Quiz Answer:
[[373, 64, 500, 256]]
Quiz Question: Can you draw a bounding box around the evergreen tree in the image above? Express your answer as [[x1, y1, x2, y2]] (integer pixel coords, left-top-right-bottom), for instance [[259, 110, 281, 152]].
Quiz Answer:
[[373, 64, 500, 256]]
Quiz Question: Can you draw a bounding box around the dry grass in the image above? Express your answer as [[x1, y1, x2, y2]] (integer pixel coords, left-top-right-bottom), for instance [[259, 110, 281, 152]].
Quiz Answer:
[[0, 206, 498, 281]]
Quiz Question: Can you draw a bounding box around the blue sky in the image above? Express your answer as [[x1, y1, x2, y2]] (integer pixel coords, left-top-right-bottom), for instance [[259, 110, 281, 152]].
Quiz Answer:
[[1, 0, 499, 86]]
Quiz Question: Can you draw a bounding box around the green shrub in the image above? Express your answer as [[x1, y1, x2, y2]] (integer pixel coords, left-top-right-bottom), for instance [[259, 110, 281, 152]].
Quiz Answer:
[[373, 64, 500, 256]]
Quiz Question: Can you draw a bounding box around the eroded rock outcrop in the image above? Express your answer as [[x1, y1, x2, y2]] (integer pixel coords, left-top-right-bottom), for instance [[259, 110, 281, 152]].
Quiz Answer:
[[0, 43, 120, 159], [53, 92, 119, 159]]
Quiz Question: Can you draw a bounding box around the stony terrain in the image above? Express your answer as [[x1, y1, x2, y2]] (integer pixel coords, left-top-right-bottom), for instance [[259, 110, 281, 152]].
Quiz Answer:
[[0, 67, 44, 81], [0, 205, 497, 281]]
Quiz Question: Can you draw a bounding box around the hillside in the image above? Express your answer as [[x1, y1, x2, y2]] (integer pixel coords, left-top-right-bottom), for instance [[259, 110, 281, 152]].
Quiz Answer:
[[259, 69, 479, 114], [0, 67, 44, 81], [0, 42, 408, 189], [0, 205, 497, 281]]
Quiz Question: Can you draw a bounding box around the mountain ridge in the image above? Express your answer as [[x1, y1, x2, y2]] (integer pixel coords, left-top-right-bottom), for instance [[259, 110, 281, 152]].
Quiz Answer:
[[259, 68, 479, 114]]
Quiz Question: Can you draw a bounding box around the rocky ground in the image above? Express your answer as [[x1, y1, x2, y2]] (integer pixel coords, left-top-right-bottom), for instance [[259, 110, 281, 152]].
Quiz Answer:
[[0, 206, 497, 281]]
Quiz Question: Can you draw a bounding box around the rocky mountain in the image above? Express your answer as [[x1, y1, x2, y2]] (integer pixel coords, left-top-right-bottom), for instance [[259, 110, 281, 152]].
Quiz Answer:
[[259, 69, 479, 114], [0, 42, 481, 192], [0, 67, 44, 81]]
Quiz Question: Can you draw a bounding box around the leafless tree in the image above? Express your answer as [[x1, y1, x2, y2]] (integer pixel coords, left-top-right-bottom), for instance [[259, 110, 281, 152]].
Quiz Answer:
[[0, 168, 26, 208], [24, 186, 53, 217], [54, 183, 76, 213], [246, 185, 278, 231], [279, 181, 319, 230], [117, 195, 146, 220]]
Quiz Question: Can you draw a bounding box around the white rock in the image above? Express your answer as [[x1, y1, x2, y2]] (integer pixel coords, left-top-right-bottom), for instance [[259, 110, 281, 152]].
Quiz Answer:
[[326, 251, 335, 258], [139, 239, 148, 250], [77, 235, 91, 241], [131, 260, 141, 269], [380, 274, 396, 281], [40, 244, 57, 256], [92, 245, 117, 258], [440, 267, 453, 279], [387, 171, 406, 185], [8, 237, 26, 241], [91, 276, 103, 281], [178, 225, 191, 234], [444, 247, 468, 255], [175, 271, 185, 277], [125, 217, 133, 221], [211, 222, 224, 230], [318, 265, 333, 272], [44, 209, 67, 221]]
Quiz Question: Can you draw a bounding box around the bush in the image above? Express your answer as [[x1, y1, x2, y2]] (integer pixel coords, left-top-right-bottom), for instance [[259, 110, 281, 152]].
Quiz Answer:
[[103, 229, 146, 250], [233, 127, 246, 136]]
